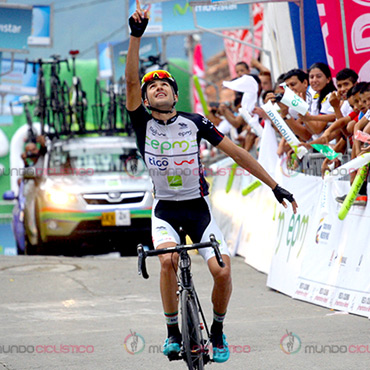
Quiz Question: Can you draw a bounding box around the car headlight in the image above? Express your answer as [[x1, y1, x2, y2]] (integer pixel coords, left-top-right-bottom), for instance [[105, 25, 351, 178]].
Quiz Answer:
[[45, 189, 76, 206]]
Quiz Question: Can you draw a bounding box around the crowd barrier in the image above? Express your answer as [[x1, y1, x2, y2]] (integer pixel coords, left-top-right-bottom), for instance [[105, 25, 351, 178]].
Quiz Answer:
[[209, 121, 370, 318]]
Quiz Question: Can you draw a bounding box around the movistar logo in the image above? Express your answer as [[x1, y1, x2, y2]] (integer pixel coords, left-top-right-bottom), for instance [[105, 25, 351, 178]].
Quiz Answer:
[[173, 2, 192, 15]]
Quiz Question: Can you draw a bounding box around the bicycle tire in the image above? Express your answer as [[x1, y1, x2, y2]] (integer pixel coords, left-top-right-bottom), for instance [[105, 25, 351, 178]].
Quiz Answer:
[[94, 79, 104, 130], [181, 290, 204, 370]]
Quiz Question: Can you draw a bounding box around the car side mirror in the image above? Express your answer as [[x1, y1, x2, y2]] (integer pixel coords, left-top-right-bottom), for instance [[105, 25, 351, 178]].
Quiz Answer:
[[3, 190, 15, 201]]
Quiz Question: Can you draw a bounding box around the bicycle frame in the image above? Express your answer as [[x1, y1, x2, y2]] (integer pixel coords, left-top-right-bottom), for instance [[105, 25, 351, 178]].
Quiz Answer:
[[137, 233, 225, 369]]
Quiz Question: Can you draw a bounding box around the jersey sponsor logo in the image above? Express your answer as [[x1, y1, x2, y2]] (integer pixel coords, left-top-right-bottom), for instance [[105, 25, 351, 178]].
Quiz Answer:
[[178, 122, 188, 129], [174, 159, 195, 166], [178, 130, 192, 137], [167, 175, 183, 189], [148, 157, 169, 171], [149, 126, 166, 137], [146, 136, 197, 154]]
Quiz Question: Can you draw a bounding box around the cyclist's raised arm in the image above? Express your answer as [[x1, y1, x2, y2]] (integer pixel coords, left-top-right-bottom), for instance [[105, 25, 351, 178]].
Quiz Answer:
[[125, 1, 149, 111]]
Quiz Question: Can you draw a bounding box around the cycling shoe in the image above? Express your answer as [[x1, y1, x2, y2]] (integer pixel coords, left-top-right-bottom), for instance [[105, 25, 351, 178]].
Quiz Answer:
[[163, 335, 181, 357], [212, 333, 230, 363]]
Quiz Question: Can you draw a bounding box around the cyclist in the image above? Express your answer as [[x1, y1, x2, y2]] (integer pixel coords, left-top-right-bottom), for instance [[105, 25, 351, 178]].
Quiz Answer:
[[126, 3, 298, 364]]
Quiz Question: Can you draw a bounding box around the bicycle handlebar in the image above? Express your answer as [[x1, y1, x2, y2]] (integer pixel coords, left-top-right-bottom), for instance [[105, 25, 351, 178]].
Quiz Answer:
[[24, 57, 70, 74], [137, 234, 225, 279]]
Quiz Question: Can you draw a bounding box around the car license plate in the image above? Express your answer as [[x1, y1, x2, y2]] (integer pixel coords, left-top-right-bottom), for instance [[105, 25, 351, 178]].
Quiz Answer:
[[101, 210, 131, 226]]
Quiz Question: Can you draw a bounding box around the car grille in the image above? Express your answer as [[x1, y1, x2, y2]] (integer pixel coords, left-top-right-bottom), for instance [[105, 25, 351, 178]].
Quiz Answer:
[[83, 192, 145, 205], [74, 218, 151, 234]]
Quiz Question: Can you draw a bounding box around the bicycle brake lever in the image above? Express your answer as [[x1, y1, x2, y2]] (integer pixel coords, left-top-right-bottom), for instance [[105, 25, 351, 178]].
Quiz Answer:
[[209, 234, 225, 268], [137, 244, 149, 279]]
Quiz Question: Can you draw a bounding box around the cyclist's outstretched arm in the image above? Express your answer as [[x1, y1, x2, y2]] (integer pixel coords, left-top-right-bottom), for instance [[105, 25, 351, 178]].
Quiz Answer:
[[125, 1, 149, 111], [217, 136, 298, 213]]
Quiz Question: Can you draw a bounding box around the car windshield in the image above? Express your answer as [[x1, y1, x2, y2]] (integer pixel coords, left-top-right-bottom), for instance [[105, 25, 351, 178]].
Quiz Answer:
[[48, 142, 146, 176]]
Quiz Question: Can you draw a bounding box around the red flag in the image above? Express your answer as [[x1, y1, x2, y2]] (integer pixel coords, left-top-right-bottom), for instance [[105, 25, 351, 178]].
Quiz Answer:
[[223, 3, 264, 78]]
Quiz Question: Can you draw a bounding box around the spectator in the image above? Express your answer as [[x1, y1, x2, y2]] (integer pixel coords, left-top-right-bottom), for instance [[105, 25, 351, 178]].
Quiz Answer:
[[235, 61, 250, 78], [334, 68, 358, 117], [300, 62, 337, 139], [259, 71, 273, 95]]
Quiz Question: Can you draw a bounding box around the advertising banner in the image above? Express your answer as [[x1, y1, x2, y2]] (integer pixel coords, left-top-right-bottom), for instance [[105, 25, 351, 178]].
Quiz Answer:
[[210, 147, 370, 317], [0, 4, 33, 53], [314, 0, 346, 76], [342, 0, 370, 81], [162, 0, 250, 33], [129, 0, 163, 34], [316, 0, 370, 80], [129, 0, 250, 34], [28, 5, 53, 47], [0, 59, 38, 117], [97, 42, 118, 79]]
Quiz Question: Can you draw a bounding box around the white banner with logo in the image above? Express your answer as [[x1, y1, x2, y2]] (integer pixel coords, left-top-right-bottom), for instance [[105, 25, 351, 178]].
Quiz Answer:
[[209, 145, 370, 317]]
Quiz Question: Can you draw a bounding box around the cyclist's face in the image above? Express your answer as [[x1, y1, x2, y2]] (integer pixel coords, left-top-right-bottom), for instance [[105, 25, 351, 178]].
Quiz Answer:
[[145, 80, 177, 108]]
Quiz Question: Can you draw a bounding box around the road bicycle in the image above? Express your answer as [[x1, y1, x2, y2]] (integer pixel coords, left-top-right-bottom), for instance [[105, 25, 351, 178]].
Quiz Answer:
[[24, 58, 48, 135], [9, 96, 37, 144], [137, 230, 225, 370], [69, 50, 88, 131], [139, 54, 168, 78], [116, 76, 133, 136], [48, 54, 70, 136]]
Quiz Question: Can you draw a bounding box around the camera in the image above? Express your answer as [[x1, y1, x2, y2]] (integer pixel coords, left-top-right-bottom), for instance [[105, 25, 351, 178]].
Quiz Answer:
[[274, 93, 284, 102]]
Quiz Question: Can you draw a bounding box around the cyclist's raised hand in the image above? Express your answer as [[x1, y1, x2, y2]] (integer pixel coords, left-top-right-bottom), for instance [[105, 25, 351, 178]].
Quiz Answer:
[[129, 0, 149, 38], [272, 184, 298, 214]]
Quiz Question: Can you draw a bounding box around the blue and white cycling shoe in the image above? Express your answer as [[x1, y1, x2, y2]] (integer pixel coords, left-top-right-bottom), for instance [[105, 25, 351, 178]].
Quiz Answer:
[[163, 336, 181, 357], [212, 333, 230, 363]]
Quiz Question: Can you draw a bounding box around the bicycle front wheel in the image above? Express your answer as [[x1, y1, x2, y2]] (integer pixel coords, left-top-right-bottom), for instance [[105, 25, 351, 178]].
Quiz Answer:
[[181, 290, 204, 370]]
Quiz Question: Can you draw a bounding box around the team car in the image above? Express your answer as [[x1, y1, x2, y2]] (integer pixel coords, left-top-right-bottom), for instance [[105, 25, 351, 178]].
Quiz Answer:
[[3, 135, 153, 255]]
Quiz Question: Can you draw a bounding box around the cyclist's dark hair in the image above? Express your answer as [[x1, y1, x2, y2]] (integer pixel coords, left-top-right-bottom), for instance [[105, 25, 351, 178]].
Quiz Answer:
[[308, 62, 336, 112], [235, 61, 249, 71], [283, 69, 308, 83], [336, 68, 358, 84], [359, 82, 370, 94]]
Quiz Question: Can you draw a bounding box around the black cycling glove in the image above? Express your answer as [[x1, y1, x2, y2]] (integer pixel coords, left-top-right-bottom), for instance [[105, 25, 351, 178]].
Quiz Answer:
[[129, 15, 149, 38], [272, 184, 295, 204]]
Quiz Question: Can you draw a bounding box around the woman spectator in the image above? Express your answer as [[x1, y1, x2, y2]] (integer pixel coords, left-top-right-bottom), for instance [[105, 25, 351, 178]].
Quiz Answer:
[[300, 62, 337, 139]]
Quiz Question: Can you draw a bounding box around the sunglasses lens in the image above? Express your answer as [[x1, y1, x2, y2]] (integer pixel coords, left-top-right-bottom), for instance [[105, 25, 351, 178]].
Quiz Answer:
[[142, 70, 172, 84]]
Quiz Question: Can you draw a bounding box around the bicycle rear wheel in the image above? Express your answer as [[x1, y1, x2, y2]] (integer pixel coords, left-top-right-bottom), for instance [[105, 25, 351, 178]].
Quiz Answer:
[[181, 290, 204, 370]]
